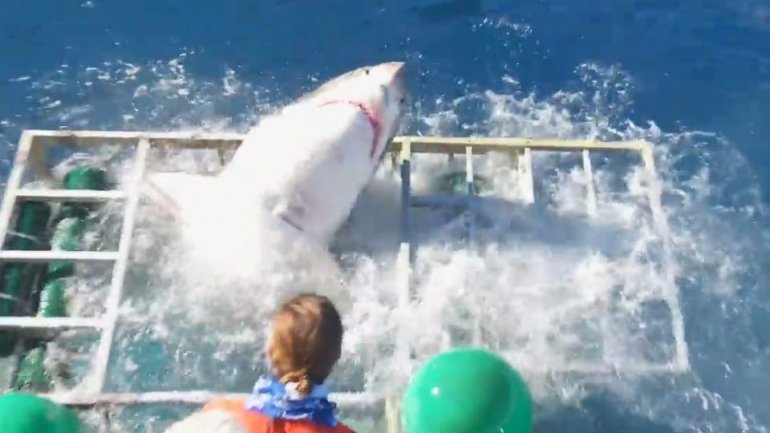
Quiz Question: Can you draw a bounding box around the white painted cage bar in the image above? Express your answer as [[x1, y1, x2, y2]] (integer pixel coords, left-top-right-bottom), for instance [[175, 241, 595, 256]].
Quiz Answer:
[[0, 130, 689, 417]]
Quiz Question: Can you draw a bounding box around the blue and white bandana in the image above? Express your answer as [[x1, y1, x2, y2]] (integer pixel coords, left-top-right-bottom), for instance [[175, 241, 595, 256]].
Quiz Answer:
[[244, 375, 339, 427]]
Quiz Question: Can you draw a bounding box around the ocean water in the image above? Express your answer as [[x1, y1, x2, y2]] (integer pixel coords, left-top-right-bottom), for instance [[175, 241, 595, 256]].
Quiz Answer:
[[1, 1, 769, 432]]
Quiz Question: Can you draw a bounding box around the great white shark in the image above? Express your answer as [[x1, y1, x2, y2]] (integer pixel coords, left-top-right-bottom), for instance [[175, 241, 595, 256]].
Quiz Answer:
[[142, 62, 408, 306], [146, 62, 406, 246]]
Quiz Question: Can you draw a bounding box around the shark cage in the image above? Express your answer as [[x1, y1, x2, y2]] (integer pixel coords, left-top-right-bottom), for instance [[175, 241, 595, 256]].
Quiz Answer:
[[0, 130, 689, 432]]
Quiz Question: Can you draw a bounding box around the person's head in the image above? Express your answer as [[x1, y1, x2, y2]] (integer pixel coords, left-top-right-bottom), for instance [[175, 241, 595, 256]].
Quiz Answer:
[[265, 293, 344, 395]]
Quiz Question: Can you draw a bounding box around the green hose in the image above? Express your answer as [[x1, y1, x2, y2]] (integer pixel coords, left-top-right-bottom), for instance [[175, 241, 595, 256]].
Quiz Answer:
[[13, 166, 108, 391]]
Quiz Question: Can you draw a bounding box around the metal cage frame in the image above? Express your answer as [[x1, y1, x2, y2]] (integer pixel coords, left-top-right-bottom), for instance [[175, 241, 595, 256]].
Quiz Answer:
[[0, 130, 689, 430]]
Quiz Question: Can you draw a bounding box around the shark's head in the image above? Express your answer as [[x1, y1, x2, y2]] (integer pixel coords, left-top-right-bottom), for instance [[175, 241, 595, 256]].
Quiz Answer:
[[296, 62, 408, 159]]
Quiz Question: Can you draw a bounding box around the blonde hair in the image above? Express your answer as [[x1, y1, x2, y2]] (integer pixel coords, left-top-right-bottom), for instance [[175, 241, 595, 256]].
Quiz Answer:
[[266, 293, 343, 395]]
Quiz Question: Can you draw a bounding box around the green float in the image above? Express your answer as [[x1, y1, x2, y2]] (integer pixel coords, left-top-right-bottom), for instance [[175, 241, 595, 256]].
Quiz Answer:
[[0, 201, 52, 357], [401, 348, 533, 433], [12, 165, 108, 391], [439, 171, 489, 195], [0, 392, 82, 433]]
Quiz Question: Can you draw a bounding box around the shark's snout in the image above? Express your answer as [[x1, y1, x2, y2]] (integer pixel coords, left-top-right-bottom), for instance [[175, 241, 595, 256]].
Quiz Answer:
[[381, 61, 406, 77], [381, 62, 406, 97]]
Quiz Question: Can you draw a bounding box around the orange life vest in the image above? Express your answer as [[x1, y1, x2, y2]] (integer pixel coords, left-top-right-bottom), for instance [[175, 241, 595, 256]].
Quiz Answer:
[[202, 398, 358, 433]]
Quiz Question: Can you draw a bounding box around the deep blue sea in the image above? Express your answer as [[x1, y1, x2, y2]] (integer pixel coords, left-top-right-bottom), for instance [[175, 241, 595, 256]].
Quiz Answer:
[[1, 1, 769, 432]]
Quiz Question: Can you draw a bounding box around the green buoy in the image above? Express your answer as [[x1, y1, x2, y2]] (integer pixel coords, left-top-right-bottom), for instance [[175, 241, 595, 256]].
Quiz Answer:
[[0, 201, 51, 356], [401, 348, 533, 433], [0, 393, 82, 433], [13, 165, 108, 391], [439, 171, 489, 195]]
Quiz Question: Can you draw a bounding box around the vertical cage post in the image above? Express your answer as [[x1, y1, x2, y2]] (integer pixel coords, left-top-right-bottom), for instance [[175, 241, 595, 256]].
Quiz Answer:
[[90, 138, 150, 392], [518, 148, 534, 204], [639, 143, 689, 371], [582, 149, 597, 217], [389, 140, 414, 433], [0, 132, 34, 246], [464, 146, 483, 346], [396, 140, 413, 306]]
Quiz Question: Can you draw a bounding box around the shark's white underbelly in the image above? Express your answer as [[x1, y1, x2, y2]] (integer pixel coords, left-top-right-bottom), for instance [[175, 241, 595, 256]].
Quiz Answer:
[[219, 103, 379, 245]]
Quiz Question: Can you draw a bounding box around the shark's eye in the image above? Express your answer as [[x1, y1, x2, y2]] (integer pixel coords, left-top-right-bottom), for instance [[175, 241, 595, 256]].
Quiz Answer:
[[364, 68, 370, 75]]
